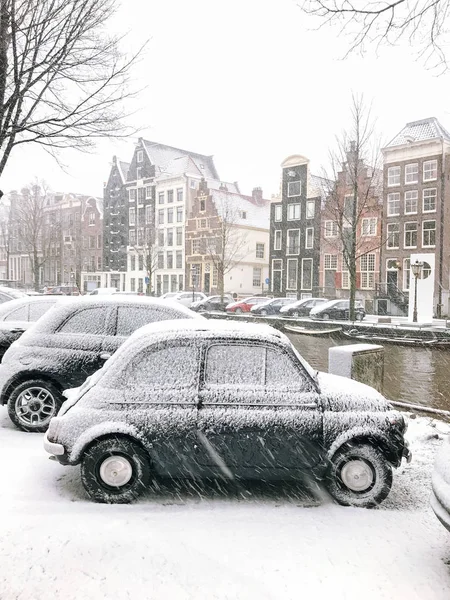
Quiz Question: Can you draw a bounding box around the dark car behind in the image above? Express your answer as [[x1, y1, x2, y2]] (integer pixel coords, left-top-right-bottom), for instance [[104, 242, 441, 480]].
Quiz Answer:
[[250, 298, 295, 315], [310, 299, 365, 321], [279, 297, 328, 317], [190, 294, 234, 312]]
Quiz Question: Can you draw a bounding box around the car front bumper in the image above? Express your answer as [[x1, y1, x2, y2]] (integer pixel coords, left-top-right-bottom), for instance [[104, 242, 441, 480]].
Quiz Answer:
[[43, 430, 65, 457], [431, 490, 450, 532]]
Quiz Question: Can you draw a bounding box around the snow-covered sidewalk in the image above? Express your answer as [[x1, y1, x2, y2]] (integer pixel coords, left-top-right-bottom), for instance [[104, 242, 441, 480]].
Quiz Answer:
[[0, 409, 449, 600]]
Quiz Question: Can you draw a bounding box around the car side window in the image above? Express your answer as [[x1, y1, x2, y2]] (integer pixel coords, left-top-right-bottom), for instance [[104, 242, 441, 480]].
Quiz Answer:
[[205, 344, 265, 386], [116, 306, 185, 336], [265, 349, 309, 391], [29, 302, 54, 321], [58, 307, 106, 335], [122, 344, 199, 390], [4, 305, 29, 321], [0, 292, 12, 304]]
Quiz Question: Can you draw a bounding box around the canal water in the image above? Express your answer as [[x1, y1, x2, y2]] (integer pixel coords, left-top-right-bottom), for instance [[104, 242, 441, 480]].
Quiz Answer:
[[286, 333, 450, 412]]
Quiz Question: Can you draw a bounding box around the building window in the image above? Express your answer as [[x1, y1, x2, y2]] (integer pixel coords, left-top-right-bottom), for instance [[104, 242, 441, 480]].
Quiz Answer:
[[306, 201, 315, 219], [129, 189, 137, 201], [129, 230, 136, 245], [146, 186, 152, 199], [138, 278, 143, 293], [286, 258, 298, 290], [324, 221, 338, 238], [167, 208, 173, 223], [158, 230, 164, 246], [274, 205, 282, 222], [190, 180, 197, 189], [274, 230, 282, 250], [136, 167, 142, 180], [287, 203, 301, 220], [387, 166, 400, 187], [131, 278, 136, 292], [158, 192, 164, 204], [252, 267, 262, 287], [192, 239, 201, 254], [403, 258, 411, 291], [138, 188, 145, 202], [288, 181, 301, 197], [176, 227, 182, 246], [342, 270, 350, 289], [129, 208, 136, 227], [137, 255, 143, 271], [287, 230, 300, 255], [167, 252, 173, 269], [167, 229, 173, 246], [387, 223, 399, 248], [423, 160, 437, 182], [404, 222, 418, 248], [405, 163, 418, 184], [97, 256, 102, 270], [176, 206, 183, 222], [167, 190, 174, 204], [256, 243, 265, 259], [145, 205, 152, 225], [301, 258, 313, 290], [157, 253, 164, 269], [191, 264, 201, 287], [423, 220, 436, 247], [404, 190, 418, 214], [163, 274, 169, 293], [177, 188, 183, 202], [272, 259, 283, 293], [360, 253, 375, 289], [387, 193, 400, 216], [158, 209, 164, 225], [199, 198, 206, 212], [361, 217, 377, 236], [324, 254, 338, 270], [176, 251, 183, 269], [199, 218, 207, 229], [89, 235, 95, 249], [305, 227, 314, 249], [137, 150, 143, 163], [423, 188, 437, 212], [130, 255, 136, 271], [97, 235, 102, 249]]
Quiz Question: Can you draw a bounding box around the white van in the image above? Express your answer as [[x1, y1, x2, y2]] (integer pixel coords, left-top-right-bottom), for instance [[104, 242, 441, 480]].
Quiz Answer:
[[89, 287, 118, 295]]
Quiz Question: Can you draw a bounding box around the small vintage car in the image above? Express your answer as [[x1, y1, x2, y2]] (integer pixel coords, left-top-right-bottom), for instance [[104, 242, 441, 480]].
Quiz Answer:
[[44, 320, 411, 506]]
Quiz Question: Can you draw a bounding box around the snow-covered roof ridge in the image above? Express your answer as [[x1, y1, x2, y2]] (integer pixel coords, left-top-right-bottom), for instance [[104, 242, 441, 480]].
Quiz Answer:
[[385, 117, 450, 148], [210, 188, 270, 229], [141, 140, 219, 180]]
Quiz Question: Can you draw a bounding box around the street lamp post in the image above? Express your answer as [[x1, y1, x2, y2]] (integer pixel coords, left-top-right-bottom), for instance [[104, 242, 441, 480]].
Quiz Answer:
[[411, 260, 423, 323]]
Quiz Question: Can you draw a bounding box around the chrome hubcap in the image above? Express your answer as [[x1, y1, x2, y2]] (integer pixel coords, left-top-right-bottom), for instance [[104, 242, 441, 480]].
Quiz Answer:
[[340, 459, 374, 492], [15, 386, 57, 427], [99, 456, 133, 487]]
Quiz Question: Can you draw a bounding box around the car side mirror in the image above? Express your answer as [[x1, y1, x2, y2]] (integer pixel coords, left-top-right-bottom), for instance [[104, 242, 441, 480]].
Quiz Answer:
[[100, 352, 112, 361]]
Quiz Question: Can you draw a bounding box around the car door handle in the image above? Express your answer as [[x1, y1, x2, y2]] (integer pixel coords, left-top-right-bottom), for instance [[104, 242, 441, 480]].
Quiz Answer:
[[100, 352, 111, 360]]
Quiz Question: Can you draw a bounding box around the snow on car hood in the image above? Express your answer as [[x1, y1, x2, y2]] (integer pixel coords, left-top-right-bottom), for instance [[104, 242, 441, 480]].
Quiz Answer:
[[316, 371, 390, 411]]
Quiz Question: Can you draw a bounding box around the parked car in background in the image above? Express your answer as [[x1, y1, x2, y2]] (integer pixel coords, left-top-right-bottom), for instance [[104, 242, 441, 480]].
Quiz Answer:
[[170, 291, 206, 307], [226, 296, 271, 314], [0, 286, 27, 304], [280, 297, 329, 318], [0, 296, 202, 433], [250, 298, 296, 316], [0, 295, 61, 362], [431, 435, 450, 532], [310, 299, 365, 321], [44, 285, 80, 296], [160, 292, 179, 300], [89, 287, 117, 295], [44, 319, 410, 506], [190, 294, 234, 312]]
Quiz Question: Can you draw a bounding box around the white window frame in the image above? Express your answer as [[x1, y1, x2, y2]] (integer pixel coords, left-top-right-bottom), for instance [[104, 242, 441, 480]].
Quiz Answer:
[[128, 188, 136, 202], [423, 188, 437, 212], [387, 223, 399, 249], [256, 243, 265, 259], [286, 258, 298, 290], [306, 201, 315, 219], [274, 205, 282, 222], [403, 258, 411, 291], [341, 270, 350, 290], [387, 193, 400, 216], [274, 230, 282, 251], [422, 220, 436, 248], [361, 217, 377, 236], [404, 222, 418, 249], [129, 208, 136, 227], [286, 229, 300, 255], [288, 181, 301, 197], [324, 220, 338, 238], [405, 163, 418, 185], [404, 190, 418, 215], [360, 253, 375, 290], [423, 160, 437, 182], [387, 166, 400, 187], [301, 258, 313, 290], [305, 227, 314, 249], [252, 267, 262, 287], [324, 254, 338, 270], [137, 150, 143, 163], [287, 203, 301, 221]]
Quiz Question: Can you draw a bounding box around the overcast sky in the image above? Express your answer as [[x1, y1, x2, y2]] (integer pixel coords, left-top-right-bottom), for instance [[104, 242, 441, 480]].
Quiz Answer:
[[2, 0, 450, 199]]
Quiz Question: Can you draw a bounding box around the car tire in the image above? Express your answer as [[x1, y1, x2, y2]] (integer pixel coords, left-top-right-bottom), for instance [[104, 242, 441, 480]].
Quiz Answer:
[[235, 308, 243, 314], [8, 379, 63, 433], [81, 436, 150, 504], [260, 309, 268, 316], [326, 443, 393, 508]]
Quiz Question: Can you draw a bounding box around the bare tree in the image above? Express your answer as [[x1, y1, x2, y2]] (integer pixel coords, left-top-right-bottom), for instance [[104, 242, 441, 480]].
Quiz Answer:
[[10, 181, 53, 290], [136, 227, 158, 296], [204, 196, 249, 301], [321, 96, 383, 320], [0, 199, 11, 279], [0, 0, 145, 177], [301, 0, 450, 70]]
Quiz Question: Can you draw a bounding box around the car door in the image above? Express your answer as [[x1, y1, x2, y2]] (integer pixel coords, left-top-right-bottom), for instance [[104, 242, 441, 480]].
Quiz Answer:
[[116, 339, 201, 477], [299, 299, 315, 315], [196, 340, 323, 478]]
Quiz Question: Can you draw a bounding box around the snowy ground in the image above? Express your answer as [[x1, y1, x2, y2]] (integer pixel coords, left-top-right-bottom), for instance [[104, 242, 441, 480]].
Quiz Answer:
[[0, 409, 449, 600]]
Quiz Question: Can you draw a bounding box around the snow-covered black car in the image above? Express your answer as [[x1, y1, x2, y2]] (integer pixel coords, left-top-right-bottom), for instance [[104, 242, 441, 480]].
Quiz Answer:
[[250, 298, 296, 316], [0, 296, 202, 433], [190, 294, 234, 313], [431, 435, 450, 532], [279, 297, 329, 317], [44, 319, 410, 507], [310, 299, 365, 321]]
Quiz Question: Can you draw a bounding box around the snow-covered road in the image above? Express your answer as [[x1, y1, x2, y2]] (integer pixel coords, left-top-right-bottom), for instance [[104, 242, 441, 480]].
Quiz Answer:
[[0, 409, 449, 600]]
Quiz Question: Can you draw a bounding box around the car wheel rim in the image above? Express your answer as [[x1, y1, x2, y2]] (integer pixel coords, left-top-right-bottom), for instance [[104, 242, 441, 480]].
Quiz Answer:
[[261, 310, 267, 315], [15, 386, 57, 427], [340, 459, 374, 492], [99, 455, 133, 487], [293, 311, 299, 317], [323, 313, 330, 320]]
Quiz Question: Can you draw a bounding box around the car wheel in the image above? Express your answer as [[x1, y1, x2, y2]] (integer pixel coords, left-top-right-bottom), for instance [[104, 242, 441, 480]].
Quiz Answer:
[[7, 379, 63, 433], [292, 310, 300, 317], [260, 309, 268, 316], [356, 312, 364, 321], [322, 313, 330, 320], [235, 308, 243, 314], [81, 437, 150, 504], [326, 443, 393, 508]]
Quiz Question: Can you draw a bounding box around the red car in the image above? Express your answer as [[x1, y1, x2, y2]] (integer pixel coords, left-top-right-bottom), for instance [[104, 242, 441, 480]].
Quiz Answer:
[[226, 296, 271, 314]]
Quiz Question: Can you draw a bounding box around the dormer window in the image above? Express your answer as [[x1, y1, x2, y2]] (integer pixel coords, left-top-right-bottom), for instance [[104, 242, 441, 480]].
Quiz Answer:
[[288, 181, 301, 197], [137, 150, 143, 163], [240, 211, 247, 219]]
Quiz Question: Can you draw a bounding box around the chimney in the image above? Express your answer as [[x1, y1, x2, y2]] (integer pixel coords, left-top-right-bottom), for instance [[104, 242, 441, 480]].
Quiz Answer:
[[252, 187, 263, 205]]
